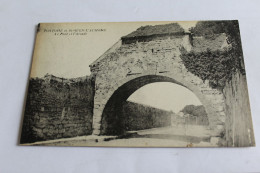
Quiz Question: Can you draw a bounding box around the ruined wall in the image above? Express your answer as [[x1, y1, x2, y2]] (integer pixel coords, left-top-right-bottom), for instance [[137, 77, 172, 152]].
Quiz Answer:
[[20, 76, 94, 144], [223, 71, 255, 147], [123, 101, 172, 131], [100, 99, 172, 135]]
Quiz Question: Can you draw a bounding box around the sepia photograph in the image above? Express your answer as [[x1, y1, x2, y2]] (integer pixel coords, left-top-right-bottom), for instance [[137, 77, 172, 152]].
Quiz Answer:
[[2, 0, 260, 172], [20, 20, 255, 147]]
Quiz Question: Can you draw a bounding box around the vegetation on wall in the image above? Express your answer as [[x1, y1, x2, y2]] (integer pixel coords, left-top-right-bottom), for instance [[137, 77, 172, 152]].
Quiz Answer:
[[180, 20, 245, 89]]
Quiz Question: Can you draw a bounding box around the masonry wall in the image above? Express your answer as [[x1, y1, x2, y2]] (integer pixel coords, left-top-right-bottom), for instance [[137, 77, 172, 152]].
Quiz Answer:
[[123, 101, 172, 131], [91, 34, 226, 136], [20, 76, 94, 144], [223, 71, 255, 147]]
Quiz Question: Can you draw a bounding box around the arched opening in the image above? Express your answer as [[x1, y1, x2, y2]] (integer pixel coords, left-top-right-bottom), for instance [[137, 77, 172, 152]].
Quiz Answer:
[[99, 75, 210, 136], [128, 82, 202, 113]]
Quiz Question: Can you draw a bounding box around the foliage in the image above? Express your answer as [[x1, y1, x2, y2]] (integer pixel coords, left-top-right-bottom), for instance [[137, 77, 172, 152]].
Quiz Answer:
[[181, 20, 245, 89], [190, 21, 243, 63], [181, 105, 207, 118], [180, 48, 238, 88]]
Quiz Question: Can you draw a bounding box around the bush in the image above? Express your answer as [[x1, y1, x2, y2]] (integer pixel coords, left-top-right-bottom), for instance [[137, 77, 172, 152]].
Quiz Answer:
[[181, 20, 245, 89]]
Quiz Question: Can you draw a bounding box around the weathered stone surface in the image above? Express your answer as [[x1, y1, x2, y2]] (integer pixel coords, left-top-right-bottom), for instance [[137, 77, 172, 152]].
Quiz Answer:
[[20, 75, 94, 144], [90, 33, 226, 137], [100, 101, 172, 135], [223, 71, 255, 147]]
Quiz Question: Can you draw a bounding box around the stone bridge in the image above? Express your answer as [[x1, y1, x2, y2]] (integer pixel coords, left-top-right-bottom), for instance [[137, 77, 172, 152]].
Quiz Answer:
[[89, 23, 226, 139]]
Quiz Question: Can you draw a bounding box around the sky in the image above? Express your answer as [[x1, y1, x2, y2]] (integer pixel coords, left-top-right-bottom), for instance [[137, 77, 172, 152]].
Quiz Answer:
[[128, 82, 201, 113], [30, 21, 200, 112]]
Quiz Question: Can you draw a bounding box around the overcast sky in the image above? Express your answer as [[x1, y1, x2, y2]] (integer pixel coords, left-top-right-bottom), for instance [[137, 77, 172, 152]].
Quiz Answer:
[[128, 82, 201, 113]]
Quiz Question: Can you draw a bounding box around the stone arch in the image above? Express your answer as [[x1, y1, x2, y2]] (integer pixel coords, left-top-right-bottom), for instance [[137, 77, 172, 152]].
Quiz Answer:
[[100, 75, 210, 135], [92, 73, 224, 136], [90, 33, 226, 137]]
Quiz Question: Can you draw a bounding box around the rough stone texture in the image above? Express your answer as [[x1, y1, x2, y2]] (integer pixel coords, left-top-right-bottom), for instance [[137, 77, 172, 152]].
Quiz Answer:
[[90, 33, 226, 137], [21, 74, 173, 143], [121, 23, 185, 44], [123, 101, 172, 131], [20, 75, 94, 144], [223, 71, 255, 147], [100, 101, 172, 135]]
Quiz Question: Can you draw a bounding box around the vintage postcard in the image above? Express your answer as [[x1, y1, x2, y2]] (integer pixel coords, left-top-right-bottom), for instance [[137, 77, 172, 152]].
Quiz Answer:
[[20, 21, 255, 147]]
